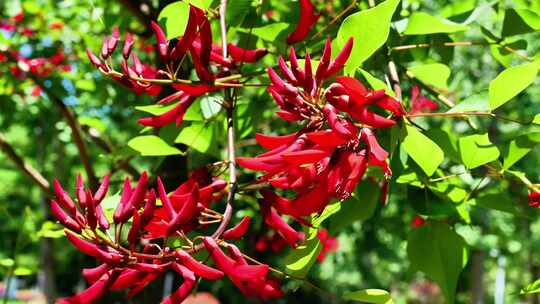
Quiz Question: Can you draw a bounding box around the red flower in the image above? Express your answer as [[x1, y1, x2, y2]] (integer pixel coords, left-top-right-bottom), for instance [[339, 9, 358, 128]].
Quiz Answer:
[[408, 86, 438, 114], [411, 215, 425, 228], [317, 229, 339, 262], [287, 0, 320, 44], [529, 191, 540, 208]]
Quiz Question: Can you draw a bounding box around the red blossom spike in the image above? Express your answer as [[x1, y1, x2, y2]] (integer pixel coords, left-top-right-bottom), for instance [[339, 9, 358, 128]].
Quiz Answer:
[[323, 104, 355, 139], [85, 189, 98, 230], [95, 204, 110, 230], [82, 263, 109, 285], [278, 56, 298, 85], [255, 133, 297, 150], [286, 0, 320, 44], [56, 271, 114, 304], [131, 52, 144, 75], [281, 149, 329, 166], [141, 189, 157, 227], [305, 130, 347, 147], [127, 210, 141, 246], [163, 264, 196, 304], [122, 32, 134, 59], [53, 179, 77, 216], [223, 216, 252, 240], [166, 185, 199, 236], [150, 21, 169, 61], [175, 250, 224, 280], [50, 200, 82, 233], [316, 38, 332, 82], [228, 43, 268, 63], [325, 37, 353, 77], [360, 128, 389, 162], [289, 47, 305, 82], [93, 174, 110, 203], [267, 67, 298, 96], [138, 95, 195, 127], [157, 177, 175, 220], [113, 177, 133, 224], [107, 27, 120, 54], [351, 107, 396, 128], [259, 199, 304, 247]]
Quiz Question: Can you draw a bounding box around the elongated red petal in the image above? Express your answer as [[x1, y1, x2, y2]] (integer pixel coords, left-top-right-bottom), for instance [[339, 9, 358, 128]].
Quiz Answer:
[[150, 21, 169, 61], [50, 200, 82, 232], [175, 250, 224, 280], [166, 185, 199, 235], [170, 6, 198, 61], [82, 263, 109, 284], [95, 204, 110, 230], [57, 272, 113, 304], [93, 174, 110, 203], [325, 37, 353, 77], [305, 130, 347, 147], [281, 149, 329, 166], [123, 32, 134, 59], [350, 107, 396, 128], [223, 216, 251, 240], [278, 56, 298, 85], [109, 269, 146, 291], [132, 262, 171, 273], [113, 177, 133, 224], [141, 189, 157, 227], [336, 76, 368, 107], [255, 133, 297, 150], [157, 177, 175, 220], [228, 43, 268, 63], [259, 200, 304, 248], [127, 210, 141, 246], [286, 0, 320, 44], [360, 128, 389, 161], [162, 264, 196, 304], [315, 38, 332, 82], [323, 104, 354, 139], [53, 179, 77, 216]]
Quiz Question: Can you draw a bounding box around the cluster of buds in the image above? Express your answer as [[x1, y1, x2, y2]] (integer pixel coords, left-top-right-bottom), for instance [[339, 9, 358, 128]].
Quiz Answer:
[[50, 170, 283, 303], [238, 39, 404, 243], [86, 3, 267, 129]]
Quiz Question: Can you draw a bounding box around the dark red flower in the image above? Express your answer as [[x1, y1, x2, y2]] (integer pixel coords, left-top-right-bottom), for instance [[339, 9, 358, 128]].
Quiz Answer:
[[287, 0, 320, 44], [409, 86, 438, 114], [317, 229, 339, 262], [529, 191, 540, 208], [411, 215, 425, 228]]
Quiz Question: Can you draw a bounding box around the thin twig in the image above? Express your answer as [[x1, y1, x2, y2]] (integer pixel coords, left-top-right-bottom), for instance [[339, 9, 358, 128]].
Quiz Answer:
[[0, 133, 52, 196], [387, 61, 402, 101], [211, 0, 235, 239]]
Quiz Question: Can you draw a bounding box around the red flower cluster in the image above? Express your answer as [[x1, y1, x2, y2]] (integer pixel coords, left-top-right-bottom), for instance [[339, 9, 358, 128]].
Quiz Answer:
[[86, 4, 267, 129], [238, 40, 403, 241], [529, 191, 540, 208], [317, 229, 339, 262], [50, 170, 281, 303]]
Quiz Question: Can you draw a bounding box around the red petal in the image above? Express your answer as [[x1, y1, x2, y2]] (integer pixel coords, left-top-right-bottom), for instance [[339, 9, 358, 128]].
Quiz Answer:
[[228, 43, 268, 63], [223, 216, 251, 240], [255, 133, 297, 149], [286, 0, 320, 44]]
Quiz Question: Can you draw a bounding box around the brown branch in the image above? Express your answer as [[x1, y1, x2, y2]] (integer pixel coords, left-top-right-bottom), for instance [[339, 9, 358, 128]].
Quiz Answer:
[[211, 0, 235, 239], [31, 76, 99, 190], [0, 133, 52, 196], [387, 61, 402, 101]]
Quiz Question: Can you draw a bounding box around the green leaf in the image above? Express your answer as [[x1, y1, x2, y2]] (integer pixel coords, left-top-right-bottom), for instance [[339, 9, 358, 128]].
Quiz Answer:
[[175, 122, 214, 153], [343, 289, 393, 303], [135, 102, 203, 121], [407, 63, 451, 89], [521, 278, 540, 294], [328, 180, 380, 233], [404, 12, 469, 35], [78, 116, 106, 133], [407, 222, 468, 304], [336, 0, 401, 73], [469, 193, 522, 215], [200, 96, 222, 119], [446, 93, 489, 113], [458, 133, 500, 169], [158, 1, 191, 40], [502, 9, 540, 37], [284, 227, 321, 278], [359, 68, 394, 96], [226, 0, 252, 27], [238, 22, 289, 42], [503, 133, 540, 169], [37, 221, 65, 239], [128, 135, 183, 156], [401, 123, 444, 176], [489, 61, 539, 110]]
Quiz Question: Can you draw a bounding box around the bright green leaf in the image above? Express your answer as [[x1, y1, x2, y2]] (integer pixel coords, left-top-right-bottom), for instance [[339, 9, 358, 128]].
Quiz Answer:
[[458, 133, 500, 169], [158, 1, 190, 40], [469, 193, 522, 215], [408, 63, 451, 89], [359, 68, 394, 96], [407, 222, 468, 304], [502, 9, 540, 37], [401, 123, 444, 176], [284, 227, 321, 278], [128, 135, 183, 156], [404, 12, 469, 35], [227, 0, 252, 27], [521, 278, 540, 294], [489, 61, 539, 110], [343, 289, 393, 303], [447, 93, 489, 113], [175, 122, 214, 153], [238, 22, 289, 42], [503, 133, 540, 169], [337, 0, 401, 73]]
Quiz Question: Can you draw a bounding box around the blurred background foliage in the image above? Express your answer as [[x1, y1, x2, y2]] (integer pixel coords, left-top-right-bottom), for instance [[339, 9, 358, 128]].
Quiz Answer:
[[0, 0, 539, 303]]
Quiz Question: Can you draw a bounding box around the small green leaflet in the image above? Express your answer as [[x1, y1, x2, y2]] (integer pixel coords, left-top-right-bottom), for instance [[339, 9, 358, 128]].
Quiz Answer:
[[158, 1, 190, 40], [489, 61, 539, 110], [128, 135, 184, 156], [343, 289, 393, 304], [407, 63, 451, 89], [336, 0, 401, 74], [404, 12, 469, 35], [502, 9, 540, 37], [359, 68, 394, 96], [407, 222, 468, 304], [458, 133, 500, 169], [175, 122, 214, 153], [284, 226, 321, 278], [521, 278, 540, 294], [401, 123, 444, 176]]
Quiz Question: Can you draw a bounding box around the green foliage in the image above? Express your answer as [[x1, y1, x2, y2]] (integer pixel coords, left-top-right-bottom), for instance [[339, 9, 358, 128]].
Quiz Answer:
[[404, 12, 469, 35], [343, 289, 393, 303], [489, 61, 539, 110], [128, 135, 184, 156], [458, 133, 500, 169], [158, 2, 191, 40], [407, 222, 468, 303], [407, 63, 450, 89], [401, 123, 444, 176], [337, 0, 400, 74]]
